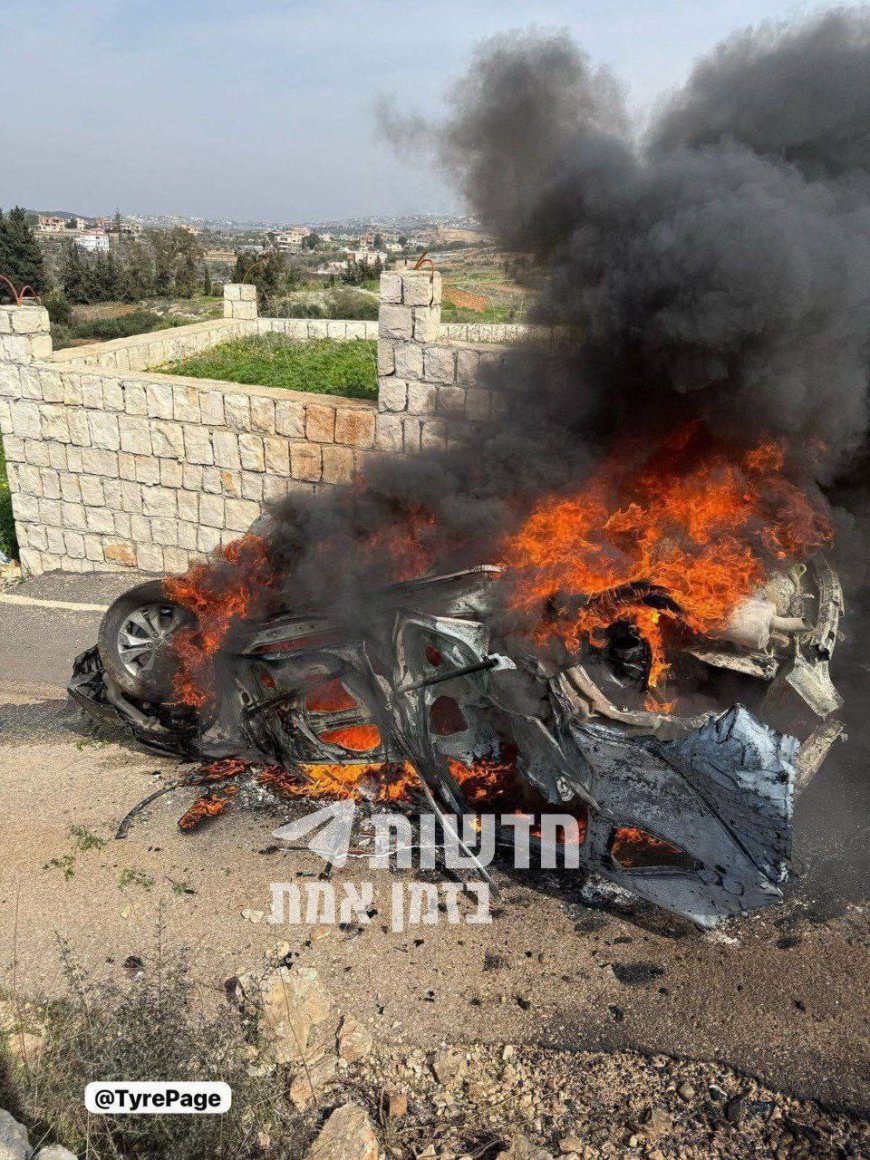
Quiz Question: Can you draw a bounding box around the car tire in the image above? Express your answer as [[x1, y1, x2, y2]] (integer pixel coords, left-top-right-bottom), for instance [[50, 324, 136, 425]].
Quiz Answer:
[[97, 580, 199, 702]]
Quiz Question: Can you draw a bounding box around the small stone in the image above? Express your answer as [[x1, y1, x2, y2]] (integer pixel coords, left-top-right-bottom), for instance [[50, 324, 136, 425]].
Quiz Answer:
[[386, 1090, 408, 1119], [724, 1095, 745, 1125], [432, 1048, 467, 1087], [639, 1107, 672, 1141], [289, 1053, 338, 1109], [304, 1102, 379, 1160], [678, 1082, 695, 1101], [559, 1137, 585, 1153], [337, 1015, 373, 1063], [34, 1149, 78, 1160], [0, 1110, 30, 1160], [257, 966, 339, 1067]]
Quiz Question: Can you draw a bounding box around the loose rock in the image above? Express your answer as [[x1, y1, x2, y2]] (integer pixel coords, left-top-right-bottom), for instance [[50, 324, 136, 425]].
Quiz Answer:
[[386, 1091, 408, 1119], [432, 1048, 467, 1087], [304, 1103, 379, 1160], [338, 1015, 373, 1064], [0, 1110, 30, 1160]]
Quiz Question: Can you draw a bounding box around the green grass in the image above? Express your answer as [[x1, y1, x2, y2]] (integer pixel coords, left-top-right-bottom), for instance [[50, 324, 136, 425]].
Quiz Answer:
[[0, 438, 17, 560], [440, 301, 524, 324], [158, 335, 378, 400]]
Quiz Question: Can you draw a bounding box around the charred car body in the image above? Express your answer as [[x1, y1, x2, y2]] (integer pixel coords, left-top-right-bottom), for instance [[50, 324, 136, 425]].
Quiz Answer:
[[70, 555, 844, 929]]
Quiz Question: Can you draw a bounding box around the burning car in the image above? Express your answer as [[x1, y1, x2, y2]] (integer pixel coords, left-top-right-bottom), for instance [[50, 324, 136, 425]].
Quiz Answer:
[[69, 512, 844, 929]]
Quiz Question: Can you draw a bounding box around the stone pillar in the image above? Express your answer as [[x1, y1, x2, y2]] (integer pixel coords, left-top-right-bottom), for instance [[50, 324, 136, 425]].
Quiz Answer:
[[376, 269, 444, 453], [0, 303, 52, 365], [223, 282, 258, 320], [378, 268, 441, 347]]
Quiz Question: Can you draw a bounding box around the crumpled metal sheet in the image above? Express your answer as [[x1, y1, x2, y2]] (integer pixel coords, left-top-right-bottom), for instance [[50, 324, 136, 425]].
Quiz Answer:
[[568, 707, 796, 927], [783, 655, 844, 718], [656, 706, 795, 885]]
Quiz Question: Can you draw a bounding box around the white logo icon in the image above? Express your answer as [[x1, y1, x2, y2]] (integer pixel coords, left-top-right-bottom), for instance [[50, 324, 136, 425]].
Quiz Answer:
[[272, 800, 356, 867]]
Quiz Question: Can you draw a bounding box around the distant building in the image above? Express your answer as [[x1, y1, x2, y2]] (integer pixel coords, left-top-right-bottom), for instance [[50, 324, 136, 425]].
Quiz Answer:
[[272, 227, 309, 253], [345, 248, 387, 269], [315, 260, 348, 279], [37, 215, 69, 233], [75, 231, 110, 253]]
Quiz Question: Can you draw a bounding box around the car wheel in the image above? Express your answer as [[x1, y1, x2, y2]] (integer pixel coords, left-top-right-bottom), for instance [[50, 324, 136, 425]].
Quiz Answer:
[[97, 580, 198, 702]]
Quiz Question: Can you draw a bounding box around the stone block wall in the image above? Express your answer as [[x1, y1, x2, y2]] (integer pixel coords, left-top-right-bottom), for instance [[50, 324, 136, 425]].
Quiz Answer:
[[1, 275, 525, 576], [0, 298, 377, 575]]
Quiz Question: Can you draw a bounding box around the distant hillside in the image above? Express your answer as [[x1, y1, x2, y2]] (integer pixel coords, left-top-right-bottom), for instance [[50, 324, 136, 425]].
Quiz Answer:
[[30, 209, 90, 219]]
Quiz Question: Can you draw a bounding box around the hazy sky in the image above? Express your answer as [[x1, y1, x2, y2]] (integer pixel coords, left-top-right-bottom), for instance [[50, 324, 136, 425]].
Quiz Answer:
[[0, 0, 862, 222]]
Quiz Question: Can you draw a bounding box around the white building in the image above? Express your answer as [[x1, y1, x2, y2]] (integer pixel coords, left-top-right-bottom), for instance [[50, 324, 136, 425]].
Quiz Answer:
[[75, 232, 110, 253]]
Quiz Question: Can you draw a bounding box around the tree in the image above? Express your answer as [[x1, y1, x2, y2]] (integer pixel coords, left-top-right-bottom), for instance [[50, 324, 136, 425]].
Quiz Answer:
[[123, 238, 156, 298], [398, 235, 408, 248], [175, 247, 198, 297], [302, 233, 320, 250], [202, 264, 213, 296], [373, 232, 384, 250], [113, 208, 123, 234], [0, 206, 47, 298], [60, 240, 87, 302], [149, 230, 175, 295], [233, 247, 286, 307]]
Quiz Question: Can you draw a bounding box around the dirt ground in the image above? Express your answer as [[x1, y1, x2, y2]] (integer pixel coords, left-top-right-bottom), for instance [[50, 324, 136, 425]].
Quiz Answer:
[[0, 572, 868, 1157]]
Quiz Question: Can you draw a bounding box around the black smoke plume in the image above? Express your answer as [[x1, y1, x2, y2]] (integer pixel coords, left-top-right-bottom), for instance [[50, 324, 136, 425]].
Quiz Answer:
[[260, 11, 870, 620]]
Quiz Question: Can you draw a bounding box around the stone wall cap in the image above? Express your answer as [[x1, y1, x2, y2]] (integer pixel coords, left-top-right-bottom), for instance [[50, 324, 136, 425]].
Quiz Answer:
[[38, 356, 378, 409], [45, 318, 232, 360]]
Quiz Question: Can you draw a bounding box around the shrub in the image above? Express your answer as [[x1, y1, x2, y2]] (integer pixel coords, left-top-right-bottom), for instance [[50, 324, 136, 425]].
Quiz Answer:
[[0, 439, 17, 559], [325, 288, 378, 320], [71, 310, 187, 343], [3, 937, 313, 1160], [43, 291, 72, 328]]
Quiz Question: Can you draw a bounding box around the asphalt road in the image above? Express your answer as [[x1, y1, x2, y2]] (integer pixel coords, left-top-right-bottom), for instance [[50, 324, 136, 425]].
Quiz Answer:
[[0, 570, 150, 694], [0, 570, 868, 1119]]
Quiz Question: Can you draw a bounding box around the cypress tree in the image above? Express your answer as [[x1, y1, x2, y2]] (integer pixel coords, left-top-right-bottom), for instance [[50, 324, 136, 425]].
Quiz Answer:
[[60, 240, 86, 303], [0, 206, 47, 294]]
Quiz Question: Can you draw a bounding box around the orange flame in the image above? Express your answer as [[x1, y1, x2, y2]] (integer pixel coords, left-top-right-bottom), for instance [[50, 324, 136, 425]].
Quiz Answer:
[[318, 724, 383, 752], [501, 426, 830, 686], [267, 760, 418, 804], [165, 533, 276, 707]]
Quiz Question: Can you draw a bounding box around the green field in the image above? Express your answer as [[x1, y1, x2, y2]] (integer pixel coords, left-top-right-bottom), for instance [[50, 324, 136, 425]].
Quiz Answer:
[[157, 335, 378, 400]]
